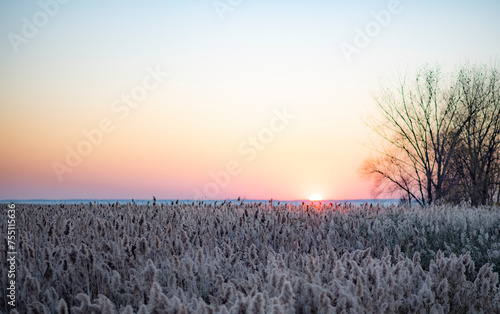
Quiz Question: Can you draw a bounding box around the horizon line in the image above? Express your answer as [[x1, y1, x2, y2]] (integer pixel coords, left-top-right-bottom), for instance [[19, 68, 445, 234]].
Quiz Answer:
[[0, 198, 396, 202]]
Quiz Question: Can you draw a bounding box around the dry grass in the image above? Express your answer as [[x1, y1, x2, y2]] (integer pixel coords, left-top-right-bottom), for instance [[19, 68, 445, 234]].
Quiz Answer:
[[1, 202, 499, 313]]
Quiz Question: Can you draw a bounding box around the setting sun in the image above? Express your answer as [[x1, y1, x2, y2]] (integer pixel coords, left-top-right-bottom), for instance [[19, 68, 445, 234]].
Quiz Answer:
[[309, 193, 323, 201]]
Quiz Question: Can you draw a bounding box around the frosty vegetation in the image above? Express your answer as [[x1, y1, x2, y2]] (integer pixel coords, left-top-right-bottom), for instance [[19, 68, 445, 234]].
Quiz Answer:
[[1, 202, 499, 313]]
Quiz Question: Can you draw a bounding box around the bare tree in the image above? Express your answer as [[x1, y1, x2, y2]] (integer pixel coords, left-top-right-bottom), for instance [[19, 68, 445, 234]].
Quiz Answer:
[[448, 64, 500, 206], [361, 65, 482, 206]]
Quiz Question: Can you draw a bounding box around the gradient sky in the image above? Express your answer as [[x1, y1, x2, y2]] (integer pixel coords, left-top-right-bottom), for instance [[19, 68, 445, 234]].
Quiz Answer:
[[1, 0, 499, 200]]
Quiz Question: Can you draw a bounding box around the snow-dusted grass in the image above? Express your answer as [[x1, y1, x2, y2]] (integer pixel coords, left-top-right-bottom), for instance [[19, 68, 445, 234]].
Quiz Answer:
[[2, 202, 499, 313]]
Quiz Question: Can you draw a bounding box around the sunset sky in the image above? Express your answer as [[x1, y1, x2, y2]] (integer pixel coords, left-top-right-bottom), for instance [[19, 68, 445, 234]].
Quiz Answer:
[[1, 0, 499, 200]]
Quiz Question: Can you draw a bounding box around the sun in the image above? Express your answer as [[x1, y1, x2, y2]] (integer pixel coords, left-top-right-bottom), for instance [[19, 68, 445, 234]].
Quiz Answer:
[[309, 193, 323, 201]]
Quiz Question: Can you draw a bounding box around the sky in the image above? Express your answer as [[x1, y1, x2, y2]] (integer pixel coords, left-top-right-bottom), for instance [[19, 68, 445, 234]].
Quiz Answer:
[[1, 0, 499, 201]]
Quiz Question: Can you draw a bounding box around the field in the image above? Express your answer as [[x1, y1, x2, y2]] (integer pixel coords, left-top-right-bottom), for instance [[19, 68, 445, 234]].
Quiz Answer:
[[2, 202, 500, 313]]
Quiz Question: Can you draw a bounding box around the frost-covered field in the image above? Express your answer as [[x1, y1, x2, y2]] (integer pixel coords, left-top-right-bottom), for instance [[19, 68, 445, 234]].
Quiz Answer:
[[2, 202, 500, 313]]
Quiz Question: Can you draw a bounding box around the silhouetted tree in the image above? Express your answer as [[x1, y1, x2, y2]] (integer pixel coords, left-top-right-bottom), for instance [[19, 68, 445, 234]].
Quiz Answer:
[[448, 64, 500, 205], [361, 63, 499, 206]]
